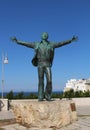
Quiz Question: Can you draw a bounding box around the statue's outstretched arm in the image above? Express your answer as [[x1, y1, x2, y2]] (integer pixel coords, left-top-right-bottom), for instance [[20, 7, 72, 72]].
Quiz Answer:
[[11, 37, 35, 48], [53, 36, 78, 48]]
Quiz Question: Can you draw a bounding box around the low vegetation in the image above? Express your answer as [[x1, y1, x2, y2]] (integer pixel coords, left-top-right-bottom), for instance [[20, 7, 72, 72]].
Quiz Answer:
[[0, 89, 90, 100]]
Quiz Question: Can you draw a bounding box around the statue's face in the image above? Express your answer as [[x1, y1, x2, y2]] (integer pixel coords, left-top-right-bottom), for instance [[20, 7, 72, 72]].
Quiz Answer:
[[41, 32, 49, 40]]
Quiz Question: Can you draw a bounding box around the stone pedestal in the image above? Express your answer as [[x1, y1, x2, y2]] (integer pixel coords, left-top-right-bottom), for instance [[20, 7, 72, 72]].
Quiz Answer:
[[11, 99, 77, 129]]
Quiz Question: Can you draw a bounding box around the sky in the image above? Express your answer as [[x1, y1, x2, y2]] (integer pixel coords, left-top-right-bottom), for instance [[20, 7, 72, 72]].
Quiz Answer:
[[0, 0, 90, 92]]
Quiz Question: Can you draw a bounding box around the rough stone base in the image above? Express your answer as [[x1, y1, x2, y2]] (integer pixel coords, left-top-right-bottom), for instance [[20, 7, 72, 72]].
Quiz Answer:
[[10, 99, 77, 129]]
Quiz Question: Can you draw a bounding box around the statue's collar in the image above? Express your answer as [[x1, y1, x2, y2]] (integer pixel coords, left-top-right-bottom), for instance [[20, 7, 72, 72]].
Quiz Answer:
[[40, 40, 49, 44]]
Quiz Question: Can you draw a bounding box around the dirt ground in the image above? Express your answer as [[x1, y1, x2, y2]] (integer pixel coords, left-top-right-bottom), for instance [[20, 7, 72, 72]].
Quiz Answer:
[[0, 119, 16, 127]]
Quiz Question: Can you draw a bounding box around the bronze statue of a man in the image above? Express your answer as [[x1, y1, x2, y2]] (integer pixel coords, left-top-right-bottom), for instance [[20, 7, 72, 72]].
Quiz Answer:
[[11, 32, 77, 101]]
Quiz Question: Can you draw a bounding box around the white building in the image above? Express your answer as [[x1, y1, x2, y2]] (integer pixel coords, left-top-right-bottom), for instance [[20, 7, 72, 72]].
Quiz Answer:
[[64, 78, 90, 92]]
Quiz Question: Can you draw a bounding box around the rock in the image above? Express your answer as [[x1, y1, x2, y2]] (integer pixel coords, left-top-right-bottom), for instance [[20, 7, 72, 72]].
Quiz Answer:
[[10, 99, 77, 129]]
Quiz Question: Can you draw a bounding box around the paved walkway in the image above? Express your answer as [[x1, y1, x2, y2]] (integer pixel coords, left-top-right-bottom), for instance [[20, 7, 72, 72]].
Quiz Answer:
[[59, 116, 90, 130], [0, 106, 90, 130], [0, 110, 15, 120]]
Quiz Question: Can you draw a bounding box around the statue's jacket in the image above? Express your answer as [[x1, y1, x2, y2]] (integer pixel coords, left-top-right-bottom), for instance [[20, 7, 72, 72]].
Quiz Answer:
[[32, 41, 55, 67], [17, 38, 72, 67]]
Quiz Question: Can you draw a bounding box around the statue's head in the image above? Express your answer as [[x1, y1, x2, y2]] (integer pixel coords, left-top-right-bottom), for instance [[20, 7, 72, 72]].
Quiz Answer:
[[41, 32, 49, 40]]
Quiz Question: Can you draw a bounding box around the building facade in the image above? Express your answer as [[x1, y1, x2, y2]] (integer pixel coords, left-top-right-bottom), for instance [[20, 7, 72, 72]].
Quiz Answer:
[[64, 78, 90, 92]]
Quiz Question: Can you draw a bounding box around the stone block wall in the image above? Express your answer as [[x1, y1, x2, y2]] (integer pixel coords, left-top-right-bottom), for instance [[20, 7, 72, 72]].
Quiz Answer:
[[0, 99, 8, 111]]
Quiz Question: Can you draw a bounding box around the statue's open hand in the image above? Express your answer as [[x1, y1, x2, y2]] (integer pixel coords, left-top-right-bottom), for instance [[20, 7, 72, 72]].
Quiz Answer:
[[72, 36, 78, 42], [10, 37, 18, 43]]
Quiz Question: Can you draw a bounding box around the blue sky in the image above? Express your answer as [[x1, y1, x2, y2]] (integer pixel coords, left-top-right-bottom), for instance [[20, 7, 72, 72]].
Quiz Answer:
[[0, 0, 90, 92]]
